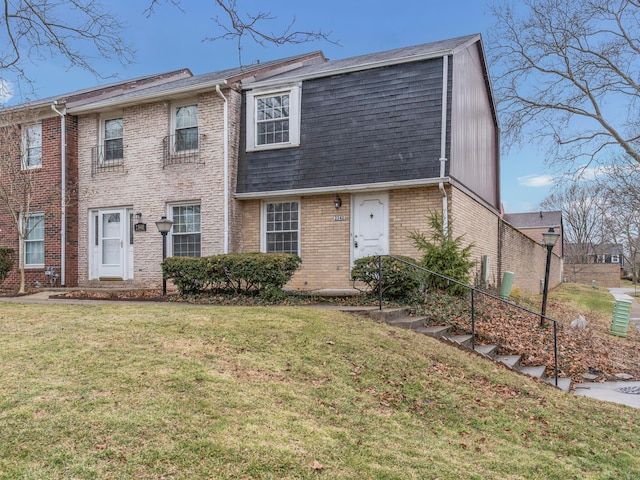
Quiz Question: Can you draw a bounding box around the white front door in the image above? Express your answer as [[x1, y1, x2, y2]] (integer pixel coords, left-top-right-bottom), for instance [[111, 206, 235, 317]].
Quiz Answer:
[[90, 208, 132, 280], [352, 192, 389, 261]]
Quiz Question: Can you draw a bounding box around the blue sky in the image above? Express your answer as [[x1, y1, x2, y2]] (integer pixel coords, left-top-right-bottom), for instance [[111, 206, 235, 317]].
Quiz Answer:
[[4, 0, 554, 213]]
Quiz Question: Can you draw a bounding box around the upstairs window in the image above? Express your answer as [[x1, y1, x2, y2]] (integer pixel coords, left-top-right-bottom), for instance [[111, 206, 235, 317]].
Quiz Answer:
[[170, 204, 201, 257], [104, 117, 123, 161], [246, 85, 301, 151], [22, 123, 42, 169], [174, 104, 198, 152]]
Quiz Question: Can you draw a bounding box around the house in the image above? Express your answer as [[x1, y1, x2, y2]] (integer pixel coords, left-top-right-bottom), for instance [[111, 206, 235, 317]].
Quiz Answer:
[[65, 53, 325, 287], [0, 34, 564, 295], [563, 242, 624, 287], [0, 69, 192, 289], [237, 34, 503, 291], [502, 211, 564, 257]]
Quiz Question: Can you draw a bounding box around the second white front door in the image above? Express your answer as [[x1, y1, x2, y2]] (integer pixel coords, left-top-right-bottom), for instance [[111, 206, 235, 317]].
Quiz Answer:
[[352, 192, 389, 261], [91, 208, 133, 280]]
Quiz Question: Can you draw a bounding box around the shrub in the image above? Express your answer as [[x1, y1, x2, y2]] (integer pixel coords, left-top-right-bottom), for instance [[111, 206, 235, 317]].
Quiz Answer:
[[0, 247, 14, 285], [162, 253, 301, 296], [351, 255, 423, 300], [410, 212, 475, 296]]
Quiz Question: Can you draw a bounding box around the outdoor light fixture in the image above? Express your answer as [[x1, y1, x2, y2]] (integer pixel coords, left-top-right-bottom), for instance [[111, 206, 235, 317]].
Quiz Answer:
[[334, 195, 342, 209], [155, 215, 173, 296], [540, 227, 560, 326]]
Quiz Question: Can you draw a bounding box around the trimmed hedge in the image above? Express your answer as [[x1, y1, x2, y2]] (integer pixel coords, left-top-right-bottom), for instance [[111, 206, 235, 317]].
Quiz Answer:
[[162, 253, 301, 297], [0, 247, 14, 285], [351, 255, 423, 300]]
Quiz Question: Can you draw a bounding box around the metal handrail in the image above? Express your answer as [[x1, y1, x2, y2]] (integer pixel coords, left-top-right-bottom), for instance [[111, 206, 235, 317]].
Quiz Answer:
[[376, 255, 560, 386]]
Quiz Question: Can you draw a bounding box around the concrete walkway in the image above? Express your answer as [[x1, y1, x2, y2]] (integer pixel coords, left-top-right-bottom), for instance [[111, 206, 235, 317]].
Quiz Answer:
[[572, 287, 640, 408], [3, 288, 640, 408]]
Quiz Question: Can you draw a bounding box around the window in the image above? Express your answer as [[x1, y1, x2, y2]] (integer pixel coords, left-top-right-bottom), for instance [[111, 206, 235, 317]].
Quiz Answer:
[[246, 85, 301, 151], [611, 254, 620, 264], [24, 213, 44, 266], [596, 254, 605, 263], [104, 117, 123, 161], [22, 123, 42, 169], [170, 204, 201, 257], [174, 104, 198, 152], [263, 201, 299, 254]]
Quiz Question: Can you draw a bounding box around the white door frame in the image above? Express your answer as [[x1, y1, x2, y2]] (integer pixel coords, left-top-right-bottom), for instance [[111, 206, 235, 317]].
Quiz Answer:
[[89, 208, 133, 280], [351, 192, 389, 264]]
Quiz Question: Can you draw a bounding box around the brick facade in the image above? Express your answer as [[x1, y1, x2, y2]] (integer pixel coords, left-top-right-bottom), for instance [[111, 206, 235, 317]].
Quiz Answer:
[[0, 114, 78, 289], [76, 88, 240, 288]]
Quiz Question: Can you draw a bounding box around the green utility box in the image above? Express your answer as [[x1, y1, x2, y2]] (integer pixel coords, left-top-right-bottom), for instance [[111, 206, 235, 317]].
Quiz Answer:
[[610, 299, 632, 338], [499, 271, 514, 299]]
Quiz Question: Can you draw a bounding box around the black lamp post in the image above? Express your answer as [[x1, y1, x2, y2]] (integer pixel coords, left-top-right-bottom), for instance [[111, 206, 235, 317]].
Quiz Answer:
[[540, 227, 560, 326], [155, 215, 173, 296]]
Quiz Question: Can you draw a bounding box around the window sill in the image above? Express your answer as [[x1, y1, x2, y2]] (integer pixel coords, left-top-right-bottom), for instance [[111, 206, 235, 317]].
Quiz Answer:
[[246, 142, 300, 153]]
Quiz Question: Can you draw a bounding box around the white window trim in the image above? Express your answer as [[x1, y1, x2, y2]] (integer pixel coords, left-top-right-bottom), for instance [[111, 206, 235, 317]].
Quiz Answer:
[[170, 100, 199, 154], [21, 123, 42, 170], [21, 212, 45, 269], [99, 111, 124, 164], [246, 84, 301, 152], [167, 202, 202, 257], [260, 199, 301, 255]]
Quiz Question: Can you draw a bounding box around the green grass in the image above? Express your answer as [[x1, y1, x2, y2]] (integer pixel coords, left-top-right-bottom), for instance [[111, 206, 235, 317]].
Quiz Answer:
[[0, 302, 639, 479], [542, 283, 617, 316]]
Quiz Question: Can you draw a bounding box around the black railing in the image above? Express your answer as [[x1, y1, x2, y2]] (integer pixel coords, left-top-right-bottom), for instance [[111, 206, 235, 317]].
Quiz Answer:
[[91, 145, 125, 176], [375, 255, 560, 386], [162, 134, 205, 168]]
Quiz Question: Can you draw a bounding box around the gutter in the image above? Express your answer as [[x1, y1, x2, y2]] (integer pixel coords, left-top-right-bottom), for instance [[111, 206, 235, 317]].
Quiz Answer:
[[215, 84, 229, 253], [50, 101, 66, 286], [439, 55, 449, 235]]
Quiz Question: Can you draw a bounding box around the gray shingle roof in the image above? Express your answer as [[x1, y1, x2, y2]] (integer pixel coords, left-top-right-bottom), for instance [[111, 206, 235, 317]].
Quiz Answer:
[[503, 211, 563, 229], [244, 34, 480, 86]]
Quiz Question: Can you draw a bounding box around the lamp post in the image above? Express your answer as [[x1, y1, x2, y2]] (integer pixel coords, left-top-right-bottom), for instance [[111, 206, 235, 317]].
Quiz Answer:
[[155, 215, 173, 296], [540, 227, 560, 326]]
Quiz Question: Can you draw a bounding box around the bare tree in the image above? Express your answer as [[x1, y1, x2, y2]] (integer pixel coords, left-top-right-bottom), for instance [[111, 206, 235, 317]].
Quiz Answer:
[[1, 0, 135, 93], [541, 182, 606, 281], [146, 0, 336, 63], [489, 0, 640, 170], [0, 108, 48, 293]]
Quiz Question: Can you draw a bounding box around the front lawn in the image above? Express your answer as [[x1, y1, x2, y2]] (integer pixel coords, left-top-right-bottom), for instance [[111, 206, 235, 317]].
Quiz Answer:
[[0, 302, 639, 479]]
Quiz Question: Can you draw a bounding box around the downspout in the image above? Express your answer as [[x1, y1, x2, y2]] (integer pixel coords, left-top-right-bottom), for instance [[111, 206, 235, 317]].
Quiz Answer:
[[439, 54, 449, 235], [215, 83, 229, 253], [51, 101, 66, 286]]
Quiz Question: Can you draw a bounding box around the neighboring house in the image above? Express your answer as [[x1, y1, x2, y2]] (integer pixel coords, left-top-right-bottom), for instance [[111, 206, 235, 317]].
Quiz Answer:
[[65, 53, 325, 287], [0, 69, 192, 289], [237, 34, 503, 291], [502, 211, 564, 258], [565, 242, 625, 268]]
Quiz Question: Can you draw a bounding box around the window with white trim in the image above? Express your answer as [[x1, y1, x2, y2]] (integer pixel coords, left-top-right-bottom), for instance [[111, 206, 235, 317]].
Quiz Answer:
[[24, 213, 44, 266], [263, 201, 299, 254], [611, 254, 620, 263], [103, 116, 123, 162], [246, 85, 301, 151], [170, 204, 201, 257], [22, 123, 42, 169], [174, 104, 198, 152]]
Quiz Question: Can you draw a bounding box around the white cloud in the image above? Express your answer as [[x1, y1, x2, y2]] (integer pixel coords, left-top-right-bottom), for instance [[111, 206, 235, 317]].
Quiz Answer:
[[0, 79, 13, 104], [517, 174, 555, 187]]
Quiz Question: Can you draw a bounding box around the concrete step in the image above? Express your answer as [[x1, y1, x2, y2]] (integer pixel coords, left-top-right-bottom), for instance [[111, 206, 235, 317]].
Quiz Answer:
[[520, 365, 547, 379], [416, 325, 451, 338], [497, 354, 522, 370], [387, 316, 426, 330], [545, 376, 572, 392], [473, 344, 498, 358], [366, 308, 410, 323], [443, 334, 473, 347]]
